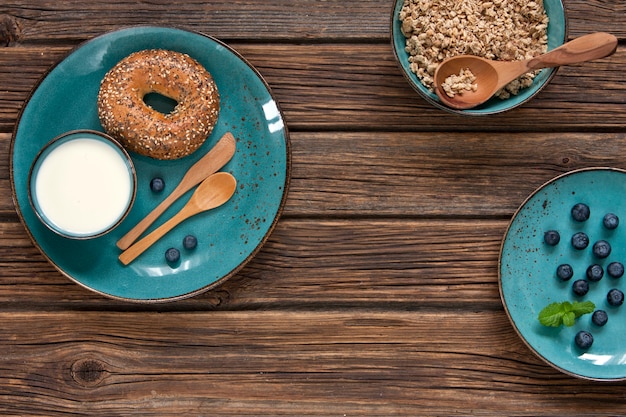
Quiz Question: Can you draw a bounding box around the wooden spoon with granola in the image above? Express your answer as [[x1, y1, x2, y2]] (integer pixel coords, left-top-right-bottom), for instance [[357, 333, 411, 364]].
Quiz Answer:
[[433, 32, 617, 110]]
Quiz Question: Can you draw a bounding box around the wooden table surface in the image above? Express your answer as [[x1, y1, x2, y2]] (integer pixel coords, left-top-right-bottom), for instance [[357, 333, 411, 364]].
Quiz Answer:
[[1, 1, 626, 415]]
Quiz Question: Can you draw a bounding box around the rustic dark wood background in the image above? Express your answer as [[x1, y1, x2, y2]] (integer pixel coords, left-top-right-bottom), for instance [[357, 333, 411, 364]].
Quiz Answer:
[[1, 1, 625, 415]]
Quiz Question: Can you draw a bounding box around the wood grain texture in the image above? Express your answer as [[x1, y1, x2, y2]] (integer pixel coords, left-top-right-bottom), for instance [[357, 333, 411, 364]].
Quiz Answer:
[[1, 0, 626, 415], [0, 0, 624, 42], [1, 45, 625, 132], [0, 310, 625, 416]]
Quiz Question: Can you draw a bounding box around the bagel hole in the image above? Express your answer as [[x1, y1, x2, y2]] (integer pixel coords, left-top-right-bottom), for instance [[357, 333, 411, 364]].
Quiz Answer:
[[144, 92, 178, 114]]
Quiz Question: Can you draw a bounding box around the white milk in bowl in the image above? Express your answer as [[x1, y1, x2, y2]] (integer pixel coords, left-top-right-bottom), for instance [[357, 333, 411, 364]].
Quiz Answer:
[[29, 130, 136, 239]]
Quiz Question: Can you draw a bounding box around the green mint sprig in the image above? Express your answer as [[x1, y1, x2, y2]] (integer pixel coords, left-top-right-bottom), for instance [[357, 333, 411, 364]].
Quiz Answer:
[[538, 300, 595, 327]]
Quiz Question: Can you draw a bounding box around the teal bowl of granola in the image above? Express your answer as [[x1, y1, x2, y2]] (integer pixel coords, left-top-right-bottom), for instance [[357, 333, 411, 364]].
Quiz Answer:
[[391, 0, 567, 115]]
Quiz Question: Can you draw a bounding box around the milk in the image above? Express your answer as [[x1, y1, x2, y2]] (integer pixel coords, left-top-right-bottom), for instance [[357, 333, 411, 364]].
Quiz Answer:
[[34, 137, 133, 237]]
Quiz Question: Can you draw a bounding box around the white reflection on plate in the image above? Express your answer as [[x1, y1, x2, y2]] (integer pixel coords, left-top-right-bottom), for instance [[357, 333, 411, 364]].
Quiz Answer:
[[263, 100, 284, 134], [579, 352, 626, 366]]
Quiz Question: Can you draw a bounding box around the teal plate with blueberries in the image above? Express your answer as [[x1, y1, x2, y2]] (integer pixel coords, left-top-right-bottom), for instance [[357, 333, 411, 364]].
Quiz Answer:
[[391, 0, 567, 115], [10, 26, 290, 302], [499, 168, 626, 380]]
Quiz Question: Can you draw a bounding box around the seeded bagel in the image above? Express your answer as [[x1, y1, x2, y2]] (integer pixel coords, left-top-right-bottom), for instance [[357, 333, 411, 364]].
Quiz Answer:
[[97, 49, 220, 160]]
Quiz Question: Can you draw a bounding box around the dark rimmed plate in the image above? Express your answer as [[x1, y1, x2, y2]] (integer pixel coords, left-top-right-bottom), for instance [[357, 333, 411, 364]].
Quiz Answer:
[[10, 26, 290, 302], [500, 168, 626, 380]]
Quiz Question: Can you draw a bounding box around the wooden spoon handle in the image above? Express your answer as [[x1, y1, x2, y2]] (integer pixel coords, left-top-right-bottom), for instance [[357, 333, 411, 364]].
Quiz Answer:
[[527, 32, 617, 70], [116, 132, 236, 250], [118, 207, 197, 265]]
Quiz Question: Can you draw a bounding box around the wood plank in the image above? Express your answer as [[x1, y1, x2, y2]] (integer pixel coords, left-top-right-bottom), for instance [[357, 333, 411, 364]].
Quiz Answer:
[[1, 44, 625, 133], [4, 131, 626, 218], [0, 0, 392, 42], [282, 131, 626, 216], [0, 217, 506, 310], [232, 44, 626, 131], [0, 0, 624, 42], [0, 310, 625, 416]]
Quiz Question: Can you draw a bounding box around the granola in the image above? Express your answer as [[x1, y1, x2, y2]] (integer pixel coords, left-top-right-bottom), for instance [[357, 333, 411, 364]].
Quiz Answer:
[[399, 0, 549, 99], [441, 68, 477, 97]]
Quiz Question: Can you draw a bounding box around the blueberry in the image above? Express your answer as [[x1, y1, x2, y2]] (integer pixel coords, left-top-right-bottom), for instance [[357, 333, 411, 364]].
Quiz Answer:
[[607, 288, 624, 306], [544, 230, 560, 246], [571, 232, 589, 250], [586, 264, 604, 282], [592, 310, 608, 327], [150, 177, 165, 193], [607, 262, 624, 279], [571, 203, 590, 222], [603, 213, 619, 230], [165, 247, 180, 263], [572, 279, 589, 296], [183, 234, 198, 250], [556, 264, 574, 281], [592, 240, 611, 259], [575, 330, 594, 350]]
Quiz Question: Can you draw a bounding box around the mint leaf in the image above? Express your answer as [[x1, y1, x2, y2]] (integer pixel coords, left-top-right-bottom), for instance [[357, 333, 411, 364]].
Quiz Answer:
[[562, 311, 575, 327], [538, 300, 595, 327], [571, 300, 595, 317], [538, 302, 565, 327], [562, 301, 573, 314]]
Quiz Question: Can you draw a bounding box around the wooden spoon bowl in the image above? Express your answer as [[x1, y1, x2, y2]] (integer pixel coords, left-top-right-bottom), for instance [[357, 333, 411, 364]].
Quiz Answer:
[[433, 56, 500, 110]]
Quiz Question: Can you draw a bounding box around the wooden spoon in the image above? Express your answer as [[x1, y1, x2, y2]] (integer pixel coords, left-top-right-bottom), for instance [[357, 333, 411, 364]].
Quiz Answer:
[[434, 32, 618, 110], [116, 132, 236, 250], [119, 172, 236, 265]]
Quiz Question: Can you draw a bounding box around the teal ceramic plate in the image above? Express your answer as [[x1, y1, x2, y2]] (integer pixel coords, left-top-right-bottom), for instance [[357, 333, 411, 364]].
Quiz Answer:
[[10, 26, 290, 302], [500, 168, 626, 380], [391, 0, 567, 115]]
